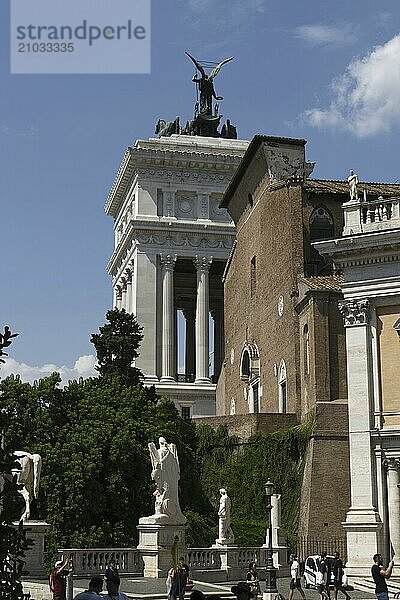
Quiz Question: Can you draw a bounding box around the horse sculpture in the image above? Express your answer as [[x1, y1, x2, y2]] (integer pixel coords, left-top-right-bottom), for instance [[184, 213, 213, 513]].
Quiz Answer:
[[11, 451, 42, 521], [155, 116, 180, 138]]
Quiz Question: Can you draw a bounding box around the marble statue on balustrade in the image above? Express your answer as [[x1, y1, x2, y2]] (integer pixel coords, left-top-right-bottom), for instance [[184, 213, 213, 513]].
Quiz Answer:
[[140, 437, 186, 525], [216, 488, 234, 545], [347, 169, 359, 201], [9, 450, 42, 521]]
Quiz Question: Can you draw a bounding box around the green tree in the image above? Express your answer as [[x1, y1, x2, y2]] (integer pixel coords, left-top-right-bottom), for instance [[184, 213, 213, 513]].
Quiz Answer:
[[90, 309, 143, 386], [0, 327, 31, 600]]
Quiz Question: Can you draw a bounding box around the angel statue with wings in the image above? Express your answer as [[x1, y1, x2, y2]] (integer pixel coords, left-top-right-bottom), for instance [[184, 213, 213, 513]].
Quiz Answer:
[[146, 437, 186, 524], [185, 52, 234, 116]]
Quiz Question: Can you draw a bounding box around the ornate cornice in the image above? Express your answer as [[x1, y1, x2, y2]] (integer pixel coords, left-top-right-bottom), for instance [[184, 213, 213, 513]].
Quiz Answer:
[[105, 143, 245, 218], [339, 299, 370, 327], [107, 221, 234, 277]]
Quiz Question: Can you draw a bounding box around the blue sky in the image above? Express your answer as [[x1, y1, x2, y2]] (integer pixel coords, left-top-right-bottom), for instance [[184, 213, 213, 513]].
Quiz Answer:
[[1, 0, 400, 383]]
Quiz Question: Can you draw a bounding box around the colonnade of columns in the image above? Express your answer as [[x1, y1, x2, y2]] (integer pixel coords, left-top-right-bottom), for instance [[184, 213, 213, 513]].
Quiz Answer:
[[115, 265, 133, 312], [159, 253, 223, 385], [113, 254, 224, 385]]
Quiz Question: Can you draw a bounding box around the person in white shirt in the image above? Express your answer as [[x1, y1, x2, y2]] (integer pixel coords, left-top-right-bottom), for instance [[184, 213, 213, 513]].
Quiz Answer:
[[73, 576, 103, 600], [102, 575, 129, 600], [288, 553, 306, 600]]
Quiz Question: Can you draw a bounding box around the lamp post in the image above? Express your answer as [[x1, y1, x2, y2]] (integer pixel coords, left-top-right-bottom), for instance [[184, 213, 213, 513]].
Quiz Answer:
[[264, 480, 277, 599]]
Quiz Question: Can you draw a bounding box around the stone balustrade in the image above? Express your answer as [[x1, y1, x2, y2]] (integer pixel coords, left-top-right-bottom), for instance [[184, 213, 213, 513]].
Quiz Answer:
[[58, 548, 143, 577], [58, 545, 275, 581], [343, 195, 400, 236]]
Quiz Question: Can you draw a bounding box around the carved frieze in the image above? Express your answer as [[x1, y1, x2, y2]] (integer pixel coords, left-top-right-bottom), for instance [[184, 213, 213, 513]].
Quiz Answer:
[[339, 299, 370, 327], [135, 233, 233, 250], [137, 168, 231, 186]]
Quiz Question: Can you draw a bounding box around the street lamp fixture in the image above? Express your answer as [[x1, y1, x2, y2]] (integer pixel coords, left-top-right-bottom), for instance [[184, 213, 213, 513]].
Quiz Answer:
[[264, 480, 277, 598]]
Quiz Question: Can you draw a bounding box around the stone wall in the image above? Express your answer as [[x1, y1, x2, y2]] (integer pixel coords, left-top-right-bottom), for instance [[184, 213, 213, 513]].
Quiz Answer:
[[298, 401, 350, 540], [193, 413, 298, 441], [223, 183, 305, 417]]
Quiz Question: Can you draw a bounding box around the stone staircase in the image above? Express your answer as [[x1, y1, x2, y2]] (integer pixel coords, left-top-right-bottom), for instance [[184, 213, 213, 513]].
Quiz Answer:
[[352, 577, 400, 596]]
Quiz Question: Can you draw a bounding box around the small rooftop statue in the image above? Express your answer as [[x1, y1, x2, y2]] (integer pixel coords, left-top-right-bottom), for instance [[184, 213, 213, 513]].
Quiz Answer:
[[347, 169, 359, 201]]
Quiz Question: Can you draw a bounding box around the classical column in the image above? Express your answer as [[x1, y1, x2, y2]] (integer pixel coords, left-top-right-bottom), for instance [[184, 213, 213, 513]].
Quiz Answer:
[[125, 268, 133, 314], [385, 458, 400, 562], [211, 307, 224, 378], [120, 277, 127, 310], [183, 308, 195, 382], [340, 299, 382, 577], [116, 286, 122, 310], [194, 256, 212, 384], [160, 254, 177, 383]]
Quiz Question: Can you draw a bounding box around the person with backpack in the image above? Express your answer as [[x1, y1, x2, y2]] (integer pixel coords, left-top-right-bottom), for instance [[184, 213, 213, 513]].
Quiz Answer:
[[49, 558, 70, 600]]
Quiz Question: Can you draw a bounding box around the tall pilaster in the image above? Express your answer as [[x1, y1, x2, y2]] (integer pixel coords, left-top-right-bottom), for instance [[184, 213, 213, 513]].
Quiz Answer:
[[125, 268, 133, 313], [121, 277, 127, 310], [194, 256, 212, 384], [183, 308, 195, 382], [116, 285, 122, 310], [160, 254, 177, 383], [211, 307, 224, 378], [385, 458, 400, 563], [340, 299, 382, 576]]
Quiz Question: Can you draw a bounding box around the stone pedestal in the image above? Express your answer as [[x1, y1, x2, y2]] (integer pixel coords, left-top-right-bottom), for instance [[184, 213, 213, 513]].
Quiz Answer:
[[137, 522, 186, 578], [14, 520, 50, 578], [342, 508, 382, 578]]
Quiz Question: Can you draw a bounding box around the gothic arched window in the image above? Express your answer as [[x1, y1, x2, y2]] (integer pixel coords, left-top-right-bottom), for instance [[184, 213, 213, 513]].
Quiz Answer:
[[310, 206, 334, 242], [278, 360, 287, 414]]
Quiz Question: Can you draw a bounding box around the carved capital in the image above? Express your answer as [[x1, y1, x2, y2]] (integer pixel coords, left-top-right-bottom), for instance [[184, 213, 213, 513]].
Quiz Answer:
[[193, 255, 213, 273], [339, 299, 370, 327], [383, 457, 400, 471], [160, 253, 177, 272], [116, 285, 122, 300], [125, 268, 132, 283]]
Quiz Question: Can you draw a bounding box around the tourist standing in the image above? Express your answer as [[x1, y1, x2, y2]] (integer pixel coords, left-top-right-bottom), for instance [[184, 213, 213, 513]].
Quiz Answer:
[[105, 559, 120, 584], [246, 561, 260, 597], [50, 558, 70, 600], [103, 574, 129, 600], [332, 552, 350, 600], [169, 557, 189, 600], [73, 576, 103, 600], [321, 553, 331, 600], [287, 553, 306, 600], [316, 555, 330, 600], [371, 554, 394, 600]]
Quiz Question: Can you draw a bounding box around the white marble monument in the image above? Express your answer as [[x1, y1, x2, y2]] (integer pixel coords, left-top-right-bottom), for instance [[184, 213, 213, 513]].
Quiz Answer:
[[215, 488, 235, 546], [105, 135, 248, 417], [137, 437, 186, 577], [11, 451, 50, 577]]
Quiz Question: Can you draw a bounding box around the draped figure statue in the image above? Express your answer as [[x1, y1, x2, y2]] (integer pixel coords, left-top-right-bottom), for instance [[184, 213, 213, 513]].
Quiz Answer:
[[142, 437, 186, 525]]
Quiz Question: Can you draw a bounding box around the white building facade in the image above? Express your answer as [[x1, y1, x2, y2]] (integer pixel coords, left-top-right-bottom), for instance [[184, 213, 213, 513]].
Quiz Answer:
[[315, 191, 400, 578], [105, 134, 248, 417]]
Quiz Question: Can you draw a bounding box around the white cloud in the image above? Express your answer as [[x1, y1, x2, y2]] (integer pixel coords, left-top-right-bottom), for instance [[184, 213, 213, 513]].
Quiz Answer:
[[295, 24, 357, 46], [302, 34, 400, 137], [0, 355, 97, 387]]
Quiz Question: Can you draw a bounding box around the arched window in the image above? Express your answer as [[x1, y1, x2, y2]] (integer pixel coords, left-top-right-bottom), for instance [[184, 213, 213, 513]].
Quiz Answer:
[[303, 324, 310, 376], [240, 349, 251, 380], [310, 206, 334, 242], [278, 360, 287, 414]]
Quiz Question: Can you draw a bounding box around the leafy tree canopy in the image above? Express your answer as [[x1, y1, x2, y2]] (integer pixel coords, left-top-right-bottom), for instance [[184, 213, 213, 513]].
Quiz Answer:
[[90, 309, 143, 386]]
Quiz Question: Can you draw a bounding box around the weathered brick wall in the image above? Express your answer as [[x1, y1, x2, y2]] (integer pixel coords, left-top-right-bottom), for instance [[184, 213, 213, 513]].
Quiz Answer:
[[194, 413, 298, 441], [298, 401, 350, 539], [223, 183, 305, 417]]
